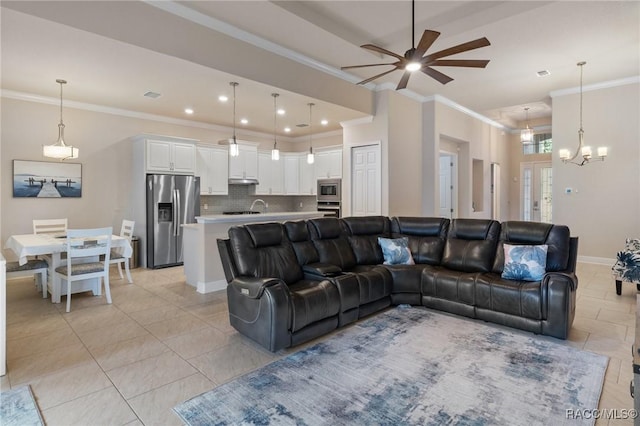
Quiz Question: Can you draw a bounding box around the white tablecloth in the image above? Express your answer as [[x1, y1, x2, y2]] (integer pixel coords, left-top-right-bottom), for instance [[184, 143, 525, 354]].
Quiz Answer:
[[4, 234, 132, 266]]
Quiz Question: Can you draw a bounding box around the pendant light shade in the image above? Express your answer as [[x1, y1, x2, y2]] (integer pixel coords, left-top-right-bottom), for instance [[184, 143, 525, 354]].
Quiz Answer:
[[307, 103, 315, 164], [229, 82, 240, 157], [520, 107, 533, 144], [43, 79, 79, 160], [271, 93, 280, 161]]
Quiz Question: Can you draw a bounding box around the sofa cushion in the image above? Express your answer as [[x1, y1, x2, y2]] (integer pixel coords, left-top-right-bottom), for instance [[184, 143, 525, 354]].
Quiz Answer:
[[501, 244, 548, 281], [383, 264, 425, 294], [308, 218, 356, 270], [354, 266, 393, 305], [391, 217, 449, 265], [288, 279, 341, 332], [229, 224, 303, 285], [342, 216, 389, 265], [378, 237, 414, 265], [284, 221, 319, 266], [441, 219, 500, 273], [492, 221, 571, 273], [421, 267, 477, 306], [476, 273, 543, 320]]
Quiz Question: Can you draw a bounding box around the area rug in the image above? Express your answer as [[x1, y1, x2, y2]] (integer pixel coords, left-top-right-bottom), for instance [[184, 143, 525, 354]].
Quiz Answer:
[[174, 306, 608, 425], [0, 385, 44, 426]]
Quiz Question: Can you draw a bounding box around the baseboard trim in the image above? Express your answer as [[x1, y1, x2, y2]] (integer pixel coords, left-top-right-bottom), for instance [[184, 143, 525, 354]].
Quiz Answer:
[[196, 279, 227, 294], [578, 256, 615, 265]]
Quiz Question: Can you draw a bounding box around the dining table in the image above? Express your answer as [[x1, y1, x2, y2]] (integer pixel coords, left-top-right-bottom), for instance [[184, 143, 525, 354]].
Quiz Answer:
[[4, 232, 133, 303]]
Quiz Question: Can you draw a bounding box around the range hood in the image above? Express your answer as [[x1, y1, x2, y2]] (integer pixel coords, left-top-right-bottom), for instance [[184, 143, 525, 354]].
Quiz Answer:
[[228, 178, 259, 185]]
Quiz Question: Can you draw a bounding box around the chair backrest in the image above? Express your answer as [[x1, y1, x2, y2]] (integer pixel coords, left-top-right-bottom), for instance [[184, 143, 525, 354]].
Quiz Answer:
[[341, 216, 390, 265], [307, 218, 357, 270], [33, 218, 68, 235], [390, 217, 449, 265], [441, 219, 501, 273], [120, 220, 135, 241], [65, 227, 113, 269], [284, 220, 319, 266]]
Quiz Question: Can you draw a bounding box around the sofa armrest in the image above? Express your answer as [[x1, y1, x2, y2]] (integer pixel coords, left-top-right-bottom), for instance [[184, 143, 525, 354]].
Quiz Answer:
[[230, 276, 283, 299], [303, 263, 343, 277], [540, 271, 578, 339]]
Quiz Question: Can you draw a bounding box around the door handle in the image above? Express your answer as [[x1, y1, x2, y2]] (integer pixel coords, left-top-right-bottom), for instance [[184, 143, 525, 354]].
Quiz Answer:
[[172, 189, 178, 237], [175, 189, 181, 236]]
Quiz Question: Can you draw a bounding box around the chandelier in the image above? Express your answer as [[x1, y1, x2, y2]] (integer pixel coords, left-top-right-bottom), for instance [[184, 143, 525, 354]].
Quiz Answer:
[[43, 79, 79, 160]]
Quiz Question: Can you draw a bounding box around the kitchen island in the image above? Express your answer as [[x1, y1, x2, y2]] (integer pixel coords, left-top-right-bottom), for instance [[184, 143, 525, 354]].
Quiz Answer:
[[183, 211, 327, 293]]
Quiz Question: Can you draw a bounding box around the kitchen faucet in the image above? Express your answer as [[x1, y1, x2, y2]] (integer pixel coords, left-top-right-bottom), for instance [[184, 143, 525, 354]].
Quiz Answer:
[[250, 198, 267, 213]]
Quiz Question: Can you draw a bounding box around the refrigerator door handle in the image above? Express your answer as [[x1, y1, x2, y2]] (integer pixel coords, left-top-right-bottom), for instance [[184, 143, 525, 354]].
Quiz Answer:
[[172, 189, 178, 237], [176, 189, 182, 236]]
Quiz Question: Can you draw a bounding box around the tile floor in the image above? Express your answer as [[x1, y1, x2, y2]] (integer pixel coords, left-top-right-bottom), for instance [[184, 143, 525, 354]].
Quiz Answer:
[[0, 262, 636, 425]]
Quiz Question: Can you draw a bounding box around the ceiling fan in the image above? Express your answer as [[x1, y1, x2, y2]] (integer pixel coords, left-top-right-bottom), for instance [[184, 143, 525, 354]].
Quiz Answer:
[[342, 0, 491, 90]]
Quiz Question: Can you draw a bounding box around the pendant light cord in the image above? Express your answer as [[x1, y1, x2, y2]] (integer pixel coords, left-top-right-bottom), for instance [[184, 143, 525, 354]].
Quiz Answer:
[[273, 93, 278, 148], [411, 0, 415, 49], [59, 81, 64, 126], [579, 62, 584, 132], [232, 83, 237, 141], [308, 103, 314, 153]]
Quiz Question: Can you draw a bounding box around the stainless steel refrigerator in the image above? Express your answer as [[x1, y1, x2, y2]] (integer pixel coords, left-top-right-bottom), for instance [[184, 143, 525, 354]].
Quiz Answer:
[[146, 174, 200, 268]]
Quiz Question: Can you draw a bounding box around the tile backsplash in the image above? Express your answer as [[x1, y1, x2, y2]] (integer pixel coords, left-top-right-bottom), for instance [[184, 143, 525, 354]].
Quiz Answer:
[[200, 185, 317, 214]]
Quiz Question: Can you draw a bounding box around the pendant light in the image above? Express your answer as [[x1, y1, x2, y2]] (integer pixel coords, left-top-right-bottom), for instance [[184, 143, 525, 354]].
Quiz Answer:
[[307, 103, 315, 164], [558, 61, 608, 166], [229, 82, 240, 157], [43, 79, 79, 160], [271, 93, 280, 161], [520, 107, 533, 144]]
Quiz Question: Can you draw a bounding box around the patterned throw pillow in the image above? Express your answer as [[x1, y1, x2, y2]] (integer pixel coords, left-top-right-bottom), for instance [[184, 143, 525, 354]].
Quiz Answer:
[[378, 237, 415, 265], [501, 244, 548, 281]]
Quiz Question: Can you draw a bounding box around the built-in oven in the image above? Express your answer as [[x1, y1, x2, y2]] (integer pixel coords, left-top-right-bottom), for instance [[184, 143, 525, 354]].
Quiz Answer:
[[317, 178, 342, 217], [317, 178, 341, 202]]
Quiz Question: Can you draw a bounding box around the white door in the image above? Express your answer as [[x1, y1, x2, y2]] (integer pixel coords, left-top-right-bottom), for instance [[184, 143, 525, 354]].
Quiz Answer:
[[521, 162, 552, 222], [351, 144, 381, 216], [438, 153, 457, 219]]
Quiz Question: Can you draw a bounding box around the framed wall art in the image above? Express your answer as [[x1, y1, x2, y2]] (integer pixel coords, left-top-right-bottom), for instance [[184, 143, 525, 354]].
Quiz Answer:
[[13, 160, 82, 198]]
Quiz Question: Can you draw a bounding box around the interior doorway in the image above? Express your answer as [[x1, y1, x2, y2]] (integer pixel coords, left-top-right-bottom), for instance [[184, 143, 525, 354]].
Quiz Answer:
[[351, 144, 381, 216], [521, 161, 552, 223], [439, 152, 458, 219]]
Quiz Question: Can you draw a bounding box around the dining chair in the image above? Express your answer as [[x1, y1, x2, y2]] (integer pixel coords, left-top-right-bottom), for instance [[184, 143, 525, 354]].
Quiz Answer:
[[110, 219, 134, 283], [55, 227, 112, 312], [5, 258, 48, 298], [33, 218, 68, 235]]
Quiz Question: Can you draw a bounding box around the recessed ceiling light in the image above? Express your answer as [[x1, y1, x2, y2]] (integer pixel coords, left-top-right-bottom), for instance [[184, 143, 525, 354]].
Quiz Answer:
[[143, 91, 161, 99], [536, 70, 551, 77], [284, 127, 291, 132], [240, 118, 248, 125], [277, 109, 285, 115], [320, 119, 328, 125], [184, 108, 194, 115], [218, 95, 228, 102]]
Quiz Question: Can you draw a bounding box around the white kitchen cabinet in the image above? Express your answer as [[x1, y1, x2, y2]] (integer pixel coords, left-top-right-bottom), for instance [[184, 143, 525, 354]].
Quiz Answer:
[[229, 143, 258, 180], [314, 149, 342, 179], [283, 154, 300, 195], [256, 151, 284, 195], [196, 145, 228, 195], [146, 139, 196, 174], [298, 154, 316, 195]]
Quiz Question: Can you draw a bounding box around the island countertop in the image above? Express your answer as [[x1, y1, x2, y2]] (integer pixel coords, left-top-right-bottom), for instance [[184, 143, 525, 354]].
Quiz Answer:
[[194, 211, 327, 224]]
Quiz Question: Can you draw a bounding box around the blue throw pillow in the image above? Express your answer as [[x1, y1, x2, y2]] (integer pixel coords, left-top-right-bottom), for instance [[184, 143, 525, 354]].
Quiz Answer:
[[378, 237, 415, 265], [502, 244, 548, 281]]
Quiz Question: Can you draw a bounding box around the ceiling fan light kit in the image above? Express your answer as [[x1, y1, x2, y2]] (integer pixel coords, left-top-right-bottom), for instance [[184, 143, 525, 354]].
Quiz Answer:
[[43, 79, 79, 161], [342, 0, 490, 90], [559, 62, 607, 166]]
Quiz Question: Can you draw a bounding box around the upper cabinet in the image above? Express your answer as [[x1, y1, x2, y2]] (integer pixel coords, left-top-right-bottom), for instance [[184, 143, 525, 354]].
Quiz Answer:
[[298, 154, 316, 195], [256, 151, 284, 195], [228, 143, 258, 180], [146, 139, 197, 174], [315, 149, 342, 179], [196, 145, 228, 195], [283, 154, 300, 195]]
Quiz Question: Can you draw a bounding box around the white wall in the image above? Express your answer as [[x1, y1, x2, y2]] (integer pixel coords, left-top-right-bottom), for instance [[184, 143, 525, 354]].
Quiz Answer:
[[552, 81, 640, 260]]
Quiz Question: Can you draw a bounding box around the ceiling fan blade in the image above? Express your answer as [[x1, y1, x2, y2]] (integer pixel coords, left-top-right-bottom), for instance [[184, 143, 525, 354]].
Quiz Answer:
[[361, 44, 405, 61], [414, 30, 440, 58], [422, 66, 454, 85], [357, 68, 399, 85], [396, 71, 411, 90], [422, 37, 491, 62], [430, 59, 490, 68], [341, 62, 398, 70]]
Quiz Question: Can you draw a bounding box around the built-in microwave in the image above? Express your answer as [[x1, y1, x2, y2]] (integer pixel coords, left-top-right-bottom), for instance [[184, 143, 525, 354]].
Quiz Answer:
[[317, 178, 341, 202]]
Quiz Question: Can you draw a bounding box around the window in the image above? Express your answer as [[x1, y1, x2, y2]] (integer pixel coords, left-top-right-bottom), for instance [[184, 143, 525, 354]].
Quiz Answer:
[[523, 133, 552, 155]]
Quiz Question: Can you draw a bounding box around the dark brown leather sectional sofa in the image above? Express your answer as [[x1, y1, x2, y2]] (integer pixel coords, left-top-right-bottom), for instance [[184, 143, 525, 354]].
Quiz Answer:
[[217, 216, 578, 352]]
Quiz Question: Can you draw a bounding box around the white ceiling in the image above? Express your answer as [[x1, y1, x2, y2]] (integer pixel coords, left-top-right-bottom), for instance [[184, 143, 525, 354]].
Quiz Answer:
[[1, 1, 638, 137]]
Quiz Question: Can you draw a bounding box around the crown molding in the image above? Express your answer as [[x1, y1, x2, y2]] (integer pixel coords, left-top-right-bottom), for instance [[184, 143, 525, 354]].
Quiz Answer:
[[550, 75, 640, 98], [507, 124, 552, 134], [1, 89, 306, 142], [423, 94, 508, 130]]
